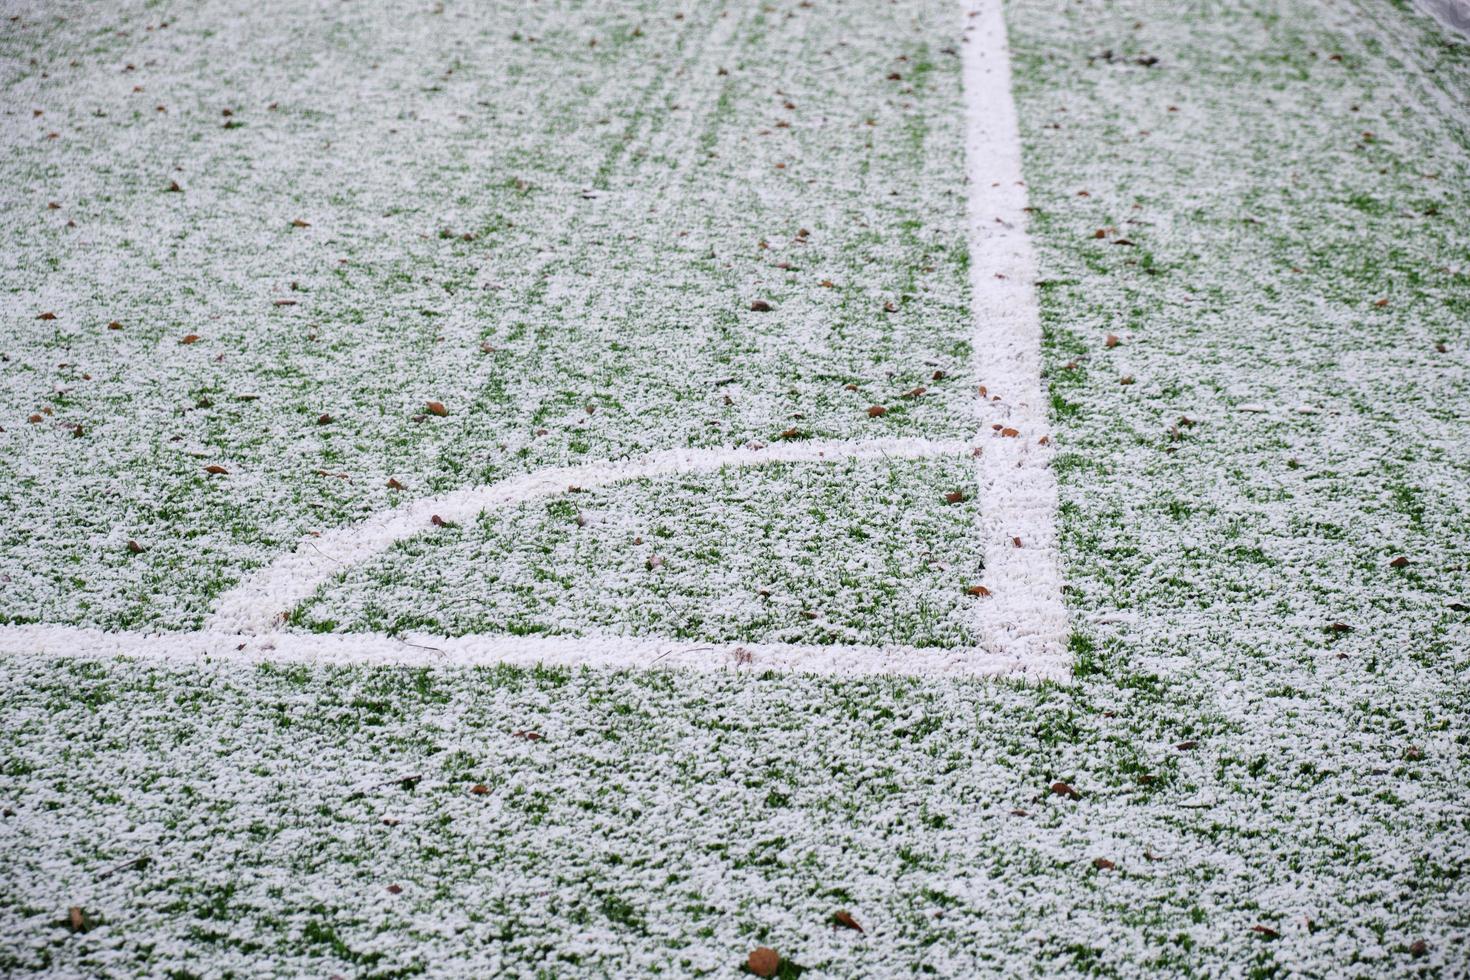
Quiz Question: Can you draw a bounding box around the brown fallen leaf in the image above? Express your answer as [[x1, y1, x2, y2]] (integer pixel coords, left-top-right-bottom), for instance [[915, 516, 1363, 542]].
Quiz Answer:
[[469, 784, 490, 795], [68, 906, 86, 933], [425, 401, 448, 416], [901, 386, 926, 399], [1389, 555, 1409, 568], [180, 334, 200, 345], [866, 405, 887, 417], [747, 948, 780, 978], [944, 490, 969, 504], [204, 464, 229, 475], [107, 321, 124, 331], [749, 299, 773, 312], [27, 414, 42, 424], [1252, 925, 1280, 939], [36, 312, 57, 321], [832, 910, 864, 933], [1175, 740, 1198, 751], [1000, 427, 1020, 438], [386, 884, 403, 895], [317, 413, 333, 425], [167, 180, 182, 192], [1373, 298, 1389, 308], [512, 730, 544, 741], [1120, 375, 1135, 385], [778, 427, 804, 440], [1105, 333, 1120, 348], [966, 584, 992, 597], [272, 299, 297, 307], [430, 514, 448, 527], [1050, 781, 1080, 799], [126, 540, 145, 554], [1012, 536, 1023, 548], [386, 478, 406, 490], [290, 218, 311, 228], [1092, 858, 1116, 870]]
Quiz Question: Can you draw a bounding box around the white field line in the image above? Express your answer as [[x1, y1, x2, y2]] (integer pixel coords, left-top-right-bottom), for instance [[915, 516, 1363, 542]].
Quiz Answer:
[[0, 0, 1067, 681], [962, 0, 1070, 668], [0, 623, 1054, 679]]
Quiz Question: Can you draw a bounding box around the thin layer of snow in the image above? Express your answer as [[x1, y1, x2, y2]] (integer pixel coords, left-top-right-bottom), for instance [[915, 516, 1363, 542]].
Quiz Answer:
[[176, 0, 1069, 678], [1416, 0, 1470, 38], [207, 437, 974, 635]]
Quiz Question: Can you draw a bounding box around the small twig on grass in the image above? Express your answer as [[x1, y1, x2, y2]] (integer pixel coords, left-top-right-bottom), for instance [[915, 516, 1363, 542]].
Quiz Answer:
[[305, 539, 344, 566], [350, 773, 424, 800], [651, 646, 714, 665], [97, 855, 150, 880]]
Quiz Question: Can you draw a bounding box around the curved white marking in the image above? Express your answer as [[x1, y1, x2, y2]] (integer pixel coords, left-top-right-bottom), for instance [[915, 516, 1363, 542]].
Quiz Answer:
[[207, 437, 974, 635], [0, 623, 1065, 680], [963, 0, 1069, 668]]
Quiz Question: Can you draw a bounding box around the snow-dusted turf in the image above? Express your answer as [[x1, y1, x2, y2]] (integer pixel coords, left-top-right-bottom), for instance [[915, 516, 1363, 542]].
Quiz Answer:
[[1, 0, 985, 634], [290, 456, 989, 648], [2, 0, 1469, 975], [0, 0, 1066, 675]]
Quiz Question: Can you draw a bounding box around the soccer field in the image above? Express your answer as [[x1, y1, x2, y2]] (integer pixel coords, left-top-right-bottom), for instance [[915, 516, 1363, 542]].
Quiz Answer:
[[2, 0, 1468, 975]]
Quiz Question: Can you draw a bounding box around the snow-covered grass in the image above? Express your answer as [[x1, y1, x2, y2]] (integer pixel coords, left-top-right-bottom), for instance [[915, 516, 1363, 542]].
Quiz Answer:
[[2, 0, 1469, 976], [1, 0, 976, 633], [291, 457, 988, 648]]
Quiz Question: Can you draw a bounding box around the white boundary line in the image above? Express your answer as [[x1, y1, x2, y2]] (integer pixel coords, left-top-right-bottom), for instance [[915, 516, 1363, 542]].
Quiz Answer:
[[0, 624, 1046, 679], [0, 0, 1067, 681], [961, 0, 1070, 671]]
